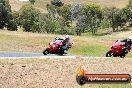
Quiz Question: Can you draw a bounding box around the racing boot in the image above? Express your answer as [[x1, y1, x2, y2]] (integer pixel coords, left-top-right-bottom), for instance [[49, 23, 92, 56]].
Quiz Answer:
[[64, 50, 67, 54], [122, 48, 128, 55], [125, 49, 128, 54]]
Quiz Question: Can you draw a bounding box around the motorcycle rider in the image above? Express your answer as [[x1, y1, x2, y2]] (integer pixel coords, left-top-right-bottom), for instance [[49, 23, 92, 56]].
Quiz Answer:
[[62, 35, 71, 54], [50, 35, 71, 54], [121, 36, 132, 54], [49, 36, 63, 45]]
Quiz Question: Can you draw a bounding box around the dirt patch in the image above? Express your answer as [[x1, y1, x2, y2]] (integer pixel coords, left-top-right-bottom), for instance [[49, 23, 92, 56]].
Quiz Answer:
[[9, 0, 129, 13], [0, 58, 132, 88], [9, 0, 27, 11]]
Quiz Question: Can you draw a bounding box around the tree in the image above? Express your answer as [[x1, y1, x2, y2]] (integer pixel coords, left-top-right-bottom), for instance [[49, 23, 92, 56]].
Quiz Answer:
[[46, 0, 64, 21], [58, 4, 72, 27], [78, 4, 103, 35], [45, 1, 72, 34], [29, 0, 35, 5], [40, 18, 60, 33], [11, 11, 20, 26], [115, 9, 127, 30], [7, 20, 17, 31], [19, 4, 40, 32], [103, 7, 128, 32], [129, 0, 132, 6], [0, 0, 11, 29], [122, 2, 132, 26], [99, 19, 110, 29], [51, 0, 64, 7]]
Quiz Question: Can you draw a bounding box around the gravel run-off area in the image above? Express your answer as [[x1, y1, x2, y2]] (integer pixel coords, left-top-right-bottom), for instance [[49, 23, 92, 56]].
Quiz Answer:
[[0, 58, 132, 88]]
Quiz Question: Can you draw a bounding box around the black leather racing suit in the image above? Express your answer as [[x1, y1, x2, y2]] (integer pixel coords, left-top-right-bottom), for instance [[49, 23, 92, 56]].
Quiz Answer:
[[121, 39, 132, 54]]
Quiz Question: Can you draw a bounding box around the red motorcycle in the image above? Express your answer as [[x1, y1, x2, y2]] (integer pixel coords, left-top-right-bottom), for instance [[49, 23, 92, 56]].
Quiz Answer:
[[106, 39, 131, 58], [43, 40, 72, 55]]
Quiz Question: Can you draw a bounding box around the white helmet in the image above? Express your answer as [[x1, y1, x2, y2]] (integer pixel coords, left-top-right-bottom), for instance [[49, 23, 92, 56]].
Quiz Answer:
[[65, 35, 70, 39], [65, 35, 70, 41], [127, 36, 132, 40]]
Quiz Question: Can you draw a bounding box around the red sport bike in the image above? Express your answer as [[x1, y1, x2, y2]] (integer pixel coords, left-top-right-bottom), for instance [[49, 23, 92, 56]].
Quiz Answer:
[[43, 40, 72, 55], [106, 39, 131, 58]]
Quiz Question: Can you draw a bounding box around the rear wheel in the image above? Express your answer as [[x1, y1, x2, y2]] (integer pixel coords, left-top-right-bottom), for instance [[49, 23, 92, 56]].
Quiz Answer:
[[43, 48, 49, 55], [106, 51, 113, 57]]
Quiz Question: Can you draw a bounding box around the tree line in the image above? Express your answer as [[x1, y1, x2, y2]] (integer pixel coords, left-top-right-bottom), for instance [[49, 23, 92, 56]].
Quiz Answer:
[[0, 0, 132, 35]]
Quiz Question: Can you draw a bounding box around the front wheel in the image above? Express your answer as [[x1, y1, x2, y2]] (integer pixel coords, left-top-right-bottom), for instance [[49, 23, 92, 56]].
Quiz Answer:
[[57, 48, 64, 55], [120, 49, 127, 58], [120, 55, 125, 58], [58, 50, 64, 55], [120, 53, 126, 58], [43, 48, 49, 55], [106, 51, 113, 57]]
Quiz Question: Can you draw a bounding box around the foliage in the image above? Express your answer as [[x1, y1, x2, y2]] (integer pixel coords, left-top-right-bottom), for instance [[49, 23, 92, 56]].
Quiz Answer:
[[58, 4, 71, 22], [99, 19, 110, 29], [29, 0, 35, 5], [43, 19, 60, 33], [77, 4, 103, 35], [103, 7, 128, 32], [7, 20, 17, 31], [1, 0, 131, 36], [0, 0, 11, 29], [11, 11, 20, 26], [19, 4, 40, 32], [51, 0, 64, 7], [45, 2, 72, 34], [122, 5, 132, 26], [129, 0, 132, 6]]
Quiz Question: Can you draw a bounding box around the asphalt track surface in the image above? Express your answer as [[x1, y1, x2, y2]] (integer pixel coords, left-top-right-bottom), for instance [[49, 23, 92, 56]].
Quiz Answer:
[[0, 52, 44, 57], [0, 52, 131, 59], [0, 52, 112, 59]]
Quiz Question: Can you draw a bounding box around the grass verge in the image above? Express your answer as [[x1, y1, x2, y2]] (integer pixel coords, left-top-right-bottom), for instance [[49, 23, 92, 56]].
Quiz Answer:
[[0, 30, 132, 58]]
